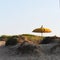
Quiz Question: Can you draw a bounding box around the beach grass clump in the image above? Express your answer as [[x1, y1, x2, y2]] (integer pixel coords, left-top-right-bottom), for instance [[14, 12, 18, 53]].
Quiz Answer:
[[5, 36, 18, 46]]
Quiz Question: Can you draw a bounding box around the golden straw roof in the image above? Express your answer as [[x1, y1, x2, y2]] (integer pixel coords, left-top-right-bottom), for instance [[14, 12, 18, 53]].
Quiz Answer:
[[32, 28, 51, 33], [32, 25, 51, 33]]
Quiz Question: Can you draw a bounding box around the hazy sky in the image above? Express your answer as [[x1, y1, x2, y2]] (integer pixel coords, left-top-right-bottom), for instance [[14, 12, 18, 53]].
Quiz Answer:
[[0, 0, 60, 36]]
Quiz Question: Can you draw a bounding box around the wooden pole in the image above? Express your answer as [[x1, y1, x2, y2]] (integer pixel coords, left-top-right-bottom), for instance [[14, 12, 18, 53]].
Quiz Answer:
[[41, 33, 43, 37]]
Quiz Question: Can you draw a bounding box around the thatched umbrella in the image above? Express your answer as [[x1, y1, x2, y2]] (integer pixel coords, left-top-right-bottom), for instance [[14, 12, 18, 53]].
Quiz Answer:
[[32, 25, 52, 36]]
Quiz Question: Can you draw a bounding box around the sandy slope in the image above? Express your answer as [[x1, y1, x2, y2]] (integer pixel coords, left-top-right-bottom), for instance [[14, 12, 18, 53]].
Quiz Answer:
[[0, 44, 60, 60], [0, 41, 5, 46]]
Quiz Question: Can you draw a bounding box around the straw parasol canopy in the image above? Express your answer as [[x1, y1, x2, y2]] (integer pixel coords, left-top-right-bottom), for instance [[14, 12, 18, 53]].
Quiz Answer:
[[32, 25, 52, 36]]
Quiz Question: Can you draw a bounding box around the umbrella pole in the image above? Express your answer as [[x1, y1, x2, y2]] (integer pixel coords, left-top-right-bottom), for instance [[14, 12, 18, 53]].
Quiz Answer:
[[41, 33, 43, 37]]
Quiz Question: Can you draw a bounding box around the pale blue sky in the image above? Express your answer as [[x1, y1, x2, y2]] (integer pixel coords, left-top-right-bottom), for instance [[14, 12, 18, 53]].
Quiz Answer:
[[0, 0, 60, 36]]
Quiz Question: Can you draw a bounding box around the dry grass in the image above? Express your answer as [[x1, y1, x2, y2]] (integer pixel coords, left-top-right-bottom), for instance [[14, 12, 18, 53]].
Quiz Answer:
[[0, 34, 44, 45], [21, 34, 44, 44]]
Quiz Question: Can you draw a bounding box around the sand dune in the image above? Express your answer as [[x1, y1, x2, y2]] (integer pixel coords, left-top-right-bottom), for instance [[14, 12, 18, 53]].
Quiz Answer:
[[0, 43, 60, 60]]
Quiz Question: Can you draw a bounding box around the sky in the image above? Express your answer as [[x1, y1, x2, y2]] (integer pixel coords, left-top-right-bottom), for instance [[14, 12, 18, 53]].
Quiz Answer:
[[0, 0, 60, 36]]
